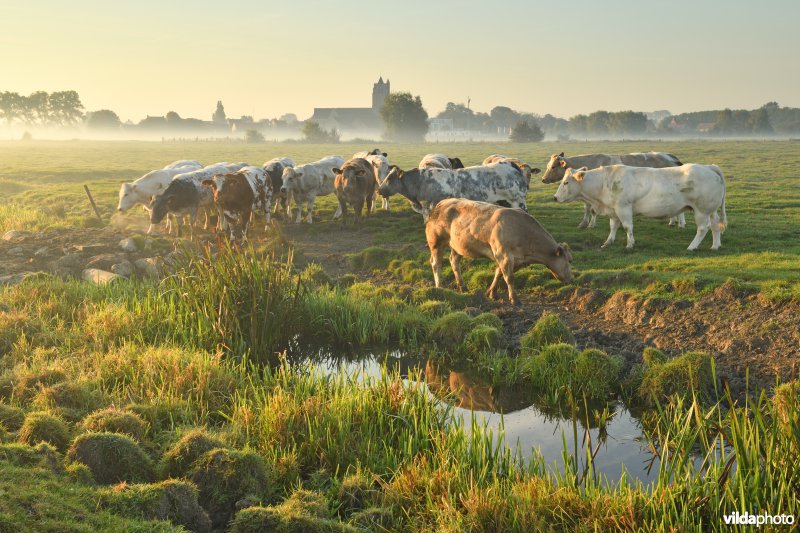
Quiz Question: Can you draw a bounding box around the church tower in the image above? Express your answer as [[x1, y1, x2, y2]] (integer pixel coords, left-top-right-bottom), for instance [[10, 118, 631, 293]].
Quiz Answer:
[[372, 77, 390, 112]]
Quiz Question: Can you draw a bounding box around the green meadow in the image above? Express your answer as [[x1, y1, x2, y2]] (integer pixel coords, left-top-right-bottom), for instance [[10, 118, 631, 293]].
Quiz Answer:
[[0, 139, 798, 531]]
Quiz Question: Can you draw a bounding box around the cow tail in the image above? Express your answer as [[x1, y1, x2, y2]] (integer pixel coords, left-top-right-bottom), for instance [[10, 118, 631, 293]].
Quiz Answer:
[[719, 188, 728, 233]]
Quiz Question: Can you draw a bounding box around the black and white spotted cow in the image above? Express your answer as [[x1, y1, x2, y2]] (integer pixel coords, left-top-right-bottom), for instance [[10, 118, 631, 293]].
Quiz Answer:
[[377, 162, 528, 221]]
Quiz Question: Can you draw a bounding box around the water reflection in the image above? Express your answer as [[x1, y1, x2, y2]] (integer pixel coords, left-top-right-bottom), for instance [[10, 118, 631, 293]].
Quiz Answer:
[[301, 350, 663, 485]]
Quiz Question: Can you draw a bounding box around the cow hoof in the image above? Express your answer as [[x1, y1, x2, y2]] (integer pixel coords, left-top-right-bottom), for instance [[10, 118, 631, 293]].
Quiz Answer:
[[687, 246, 698, 251], [578, 222, 588, 229]]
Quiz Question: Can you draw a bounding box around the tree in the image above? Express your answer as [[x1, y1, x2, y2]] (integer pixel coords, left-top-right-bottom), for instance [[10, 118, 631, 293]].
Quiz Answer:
[[0, 92, 24, 125], [608, 111, 648, 135], [301, 121, 340, 143], [165, 111, 183, 126], [25, 91, 51, 125], [509, 120, 544, 142], [86, 109, 121, 129], [437, 102, 474, 130], [380, 92, 429, 142], [747, 108, 772, 134], [48, 91, 84, 125], [245, 129, 265, 143], [212, 101, 226, 124], [586, 111, 610, 135], [490, 106, 520, 132]]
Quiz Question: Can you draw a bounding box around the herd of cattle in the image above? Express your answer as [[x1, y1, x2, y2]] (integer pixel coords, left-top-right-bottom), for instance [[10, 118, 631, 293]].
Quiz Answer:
[[116, 149, 728, 303]]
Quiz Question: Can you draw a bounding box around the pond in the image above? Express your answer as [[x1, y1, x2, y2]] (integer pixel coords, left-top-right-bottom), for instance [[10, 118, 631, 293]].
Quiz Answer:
[[303, 350, 667, 486]]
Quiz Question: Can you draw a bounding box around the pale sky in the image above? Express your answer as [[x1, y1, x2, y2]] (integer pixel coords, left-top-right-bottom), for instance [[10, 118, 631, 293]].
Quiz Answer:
[[2, 0, 798, 122]]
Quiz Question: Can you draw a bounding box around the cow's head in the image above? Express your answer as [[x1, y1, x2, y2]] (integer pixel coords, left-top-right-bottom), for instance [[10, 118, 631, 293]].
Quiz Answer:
[[449, 157, 464, 169], [554, 167, 587, 203], [149, 194, 173, 224], [541, 152, 569, 184], [548, 243, 574, 284], [280, 167, 302, 197], [117, 182, 137, 212], [378, 165, 403, 198]]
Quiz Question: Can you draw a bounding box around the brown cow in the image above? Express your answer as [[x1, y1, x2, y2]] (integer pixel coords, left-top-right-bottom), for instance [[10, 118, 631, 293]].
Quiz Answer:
[[333, 158, 376, 224], [201, 166, 271, 241], [425, 198, 573, 305]]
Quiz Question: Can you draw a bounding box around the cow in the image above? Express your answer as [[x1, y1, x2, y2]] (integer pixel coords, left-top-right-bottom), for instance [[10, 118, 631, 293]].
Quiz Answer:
[[280, 155, 346, 223], [116, 161, 202, 216], [202, 166, 271, 242], [145, 163, 234, 235], [262, 157, 295, 214], [378, 162, 528, 221], [554, 164, 727, 250], [425, 198, 573, 305], [352, 148, 387, 159], [418, 154, 464, 170], [482, 154, 541, 187], [541, 151, 685, 228], [164, 160, 202, 170], [333, 158, 376, 224], [365, 153, 392, 211]]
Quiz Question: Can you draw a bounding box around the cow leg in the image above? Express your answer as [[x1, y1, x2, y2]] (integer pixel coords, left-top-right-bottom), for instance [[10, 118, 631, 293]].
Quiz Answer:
[[338, 197, 348, 224], [710, 211, 722, 250], [306, 197, 315, 224], [588, 210, 597, 228], [487, 267, 503, 300], [429, 246, 444, 288], [354, 198, 364, 224], [449, 251, 466, 291], [678, 212, 686, 228], [332, 202, 342, 220], [578, 203, 593, 228], [602, 217, 620, 248], [498, 255, 518, 305], [618, 211, 635, 249], [687, 212, 711, 251], [241, 207, 252, 240]]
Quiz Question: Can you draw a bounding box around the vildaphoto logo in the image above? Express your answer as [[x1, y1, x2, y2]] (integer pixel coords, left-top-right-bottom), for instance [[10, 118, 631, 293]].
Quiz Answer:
[[723, 511, 795, 527]]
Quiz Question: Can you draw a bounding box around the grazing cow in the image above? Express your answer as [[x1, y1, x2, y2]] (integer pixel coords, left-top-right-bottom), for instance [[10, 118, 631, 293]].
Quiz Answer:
[[554, 164, 727, 250], [418, 154, 464, 170], [426, 198, 573, 305], [482, 154, 541, 187], [542, 151, 685, 228], [280, 155, 346, 223], [116, 161, 202, 215], [365, 153, 392, 211], [262, 157, 295, 214], [333, 158, 376, 224], [202, 166, 271, 241], [378, 162, 528, 220], [164, 160, 202, 170]]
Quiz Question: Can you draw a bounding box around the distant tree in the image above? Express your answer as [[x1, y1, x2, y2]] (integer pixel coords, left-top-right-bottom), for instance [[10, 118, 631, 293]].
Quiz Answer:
[[509, 120, 544, 142], [48, 91, 84, 125], [86, 109, 121, 129], [301, 120, 340, 143], [380, 92, 429, 142], [586, 111, 610, 135], [747, 108, 772, 134], [436, 102, 474, 130], [212, 101, 226, 124], [608, 111, 648, 135], [568, 114, 588, 135], [25, 91, 51, 125], [138, 115, 167, 129], [165, 111, 182, 126], [245, 129, 266, 143], [490, 106, 520, 132], [0, 92, 24, 125]]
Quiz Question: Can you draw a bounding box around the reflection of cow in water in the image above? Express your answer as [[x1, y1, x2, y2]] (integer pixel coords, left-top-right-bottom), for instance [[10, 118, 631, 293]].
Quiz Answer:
[[424, 361, 532, 413]]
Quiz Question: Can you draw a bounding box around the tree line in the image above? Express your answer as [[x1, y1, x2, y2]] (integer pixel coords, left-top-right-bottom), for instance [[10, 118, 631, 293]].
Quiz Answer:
[[0, 90, 85, 126]]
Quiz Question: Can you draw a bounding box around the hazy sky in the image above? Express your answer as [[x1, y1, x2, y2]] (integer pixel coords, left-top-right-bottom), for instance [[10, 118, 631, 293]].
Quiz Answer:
[[3, 0, 799, 122]]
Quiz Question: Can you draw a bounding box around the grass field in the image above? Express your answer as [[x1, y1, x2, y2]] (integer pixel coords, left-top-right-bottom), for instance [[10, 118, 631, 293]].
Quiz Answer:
[[0, 139, 798, 530]]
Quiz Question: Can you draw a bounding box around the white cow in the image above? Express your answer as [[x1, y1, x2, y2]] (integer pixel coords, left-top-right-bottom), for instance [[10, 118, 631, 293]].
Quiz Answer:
[[365, 153, 392, 211], [164, 160, 202, 170], [418, 154, 464, 170], [542, 152, 685, 228], [482, 155, 541, 188], [117, 162, 202, 214], [280, 155, 346, 223], [554, 164, 727, 250]]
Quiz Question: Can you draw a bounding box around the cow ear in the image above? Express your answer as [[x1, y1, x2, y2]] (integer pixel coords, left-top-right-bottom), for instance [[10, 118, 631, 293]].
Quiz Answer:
[[559, 159, 567, 168], [131, 184, 138, 191], [558, 152, 565, 157], [382, 152, 387, 157], [574, 170, 585, 182], [531, 167, 541, 174], [332, 168, 343, 175], [201, 179, 216, 189]]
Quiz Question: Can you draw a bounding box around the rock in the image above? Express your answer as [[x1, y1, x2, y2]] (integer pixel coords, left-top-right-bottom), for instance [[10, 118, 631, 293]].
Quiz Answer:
[[82, 269, 121, 285], [119, 238, 139, 252], [0, 272, 46, 286], [8, 247, 25, 256], [111, 260, 134, 278], [34, 247, 50, 258], [53, 254, 85, 277], [85, 254, 127, 271], [2, 230, 31, 242], [134, 258, 162, 278], [75, 244, 107, 253]]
